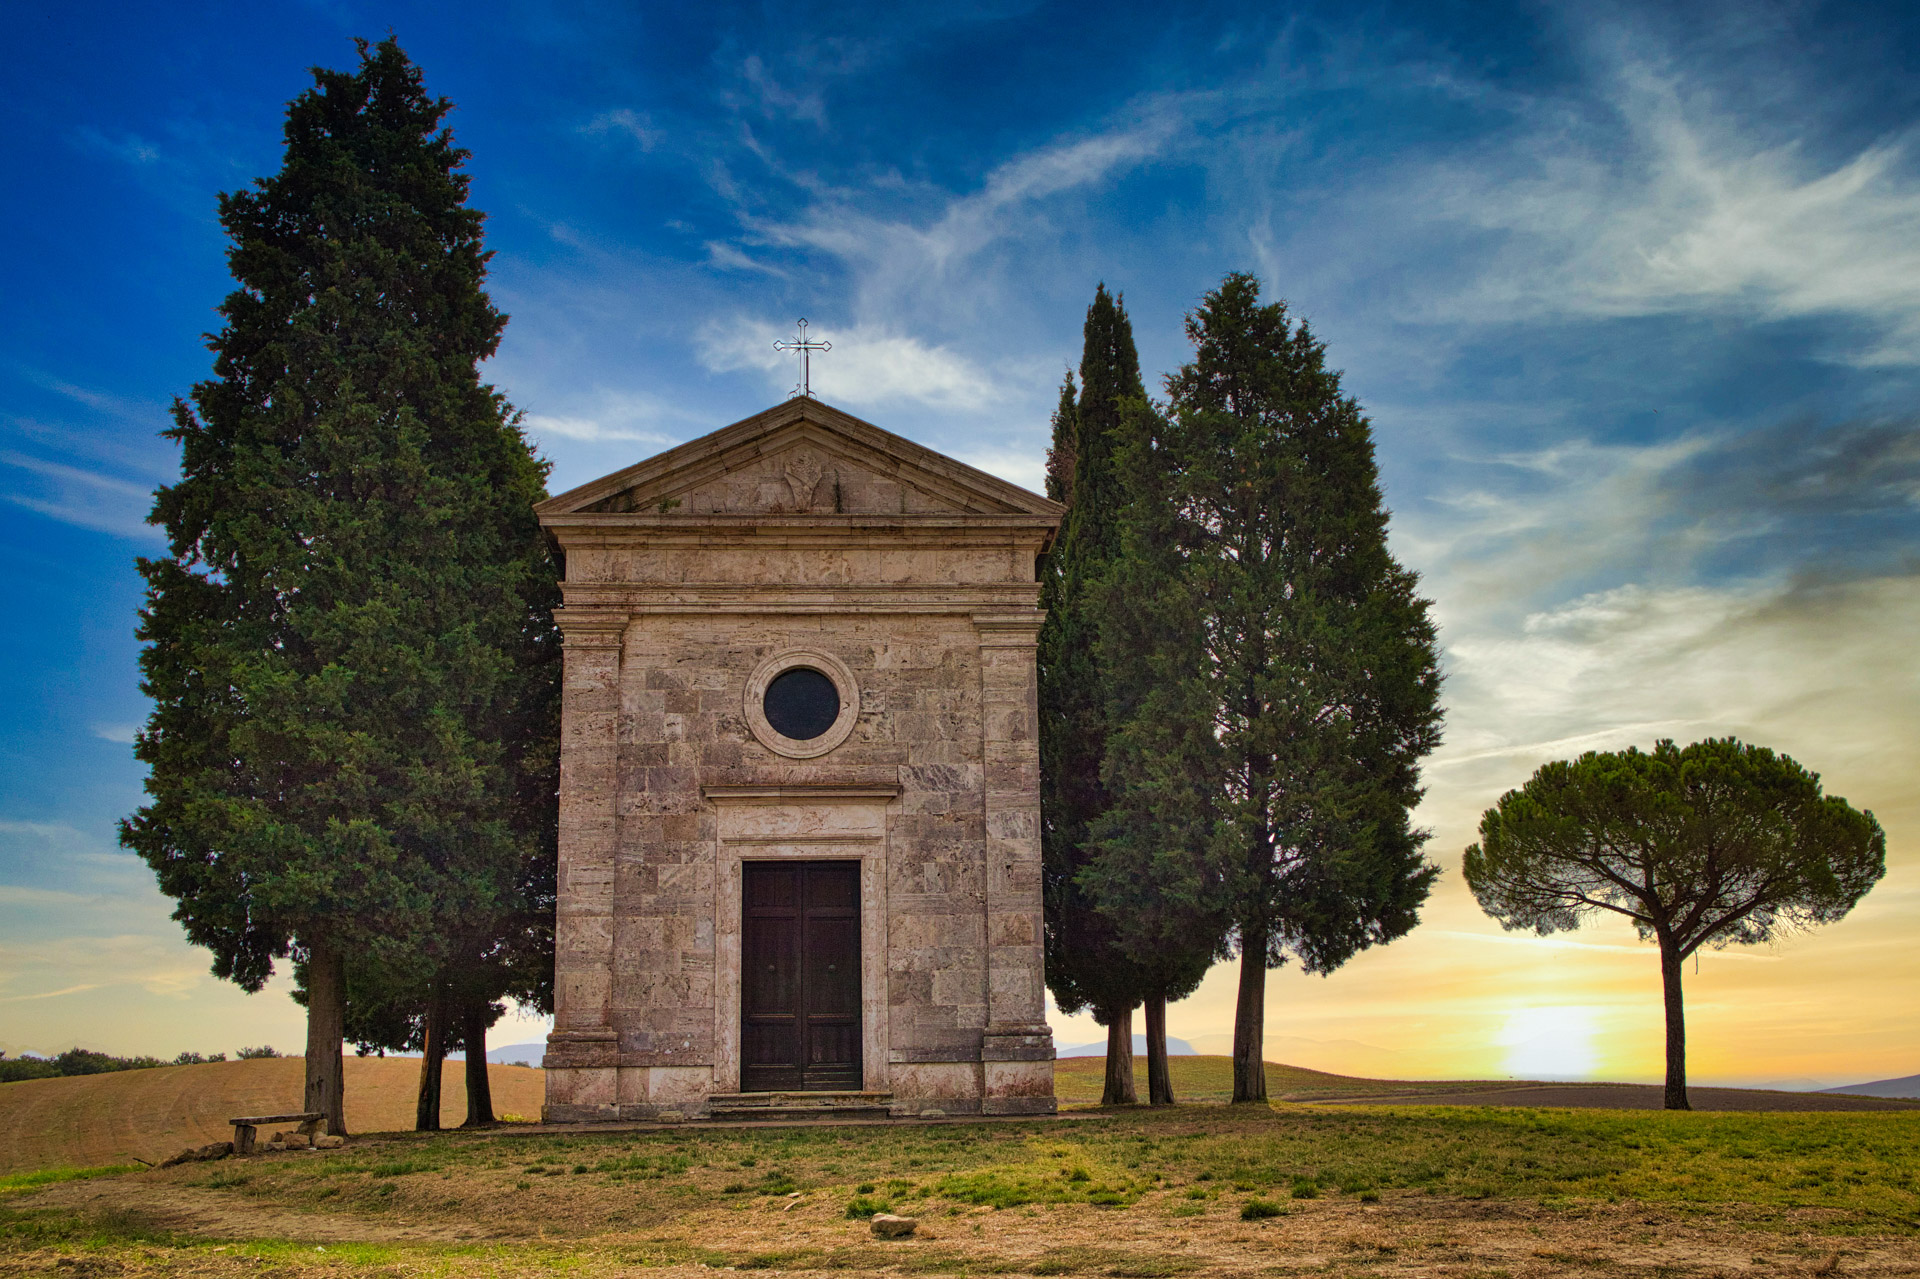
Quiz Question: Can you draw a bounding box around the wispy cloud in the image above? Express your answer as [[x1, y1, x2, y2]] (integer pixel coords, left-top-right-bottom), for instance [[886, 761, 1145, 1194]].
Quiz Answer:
[[697, 316, 998, 412], [740, 55, 827, 129], [0, 982, 104, 1005], [518, 390, 689, 448], [583, 107, 661, 153], [721, 104, 1187, 325], [0, 451, 159, 540], [1405, 55, 1920, 362]]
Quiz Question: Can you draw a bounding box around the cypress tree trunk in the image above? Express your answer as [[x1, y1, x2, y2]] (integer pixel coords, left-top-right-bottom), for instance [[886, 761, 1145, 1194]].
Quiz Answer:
[[1660, 941, 1690, 1111], [461, 998, 494, 1127], [1231, 921, 1268, 1104], [1101, 1004, 1139, 1105], [1144, 991, 1175, 1106], [303, 938, 348, 1138], [415, 979, 448, 1131]]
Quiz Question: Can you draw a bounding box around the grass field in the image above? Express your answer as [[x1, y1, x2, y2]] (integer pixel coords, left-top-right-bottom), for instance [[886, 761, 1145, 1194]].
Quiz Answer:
[[5, 1078, 1919, 1277]]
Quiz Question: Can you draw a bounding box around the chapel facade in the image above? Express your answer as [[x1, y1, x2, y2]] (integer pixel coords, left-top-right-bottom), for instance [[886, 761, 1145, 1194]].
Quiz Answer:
[[535, 398, 1061, 1121]]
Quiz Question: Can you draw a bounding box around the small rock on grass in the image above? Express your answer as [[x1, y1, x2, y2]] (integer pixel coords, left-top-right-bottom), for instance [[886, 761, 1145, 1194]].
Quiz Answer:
[[870, 1214, 918, 1239], [313, 1134, 344, 1149]]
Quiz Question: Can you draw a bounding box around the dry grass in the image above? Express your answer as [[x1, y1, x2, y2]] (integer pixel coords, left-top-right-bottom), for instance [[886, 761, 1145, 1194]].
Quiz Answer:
[[0, 1057, 544, 1173], [1053, 1057, 1920, 1111], [1050, 1055, 1528, 1105]]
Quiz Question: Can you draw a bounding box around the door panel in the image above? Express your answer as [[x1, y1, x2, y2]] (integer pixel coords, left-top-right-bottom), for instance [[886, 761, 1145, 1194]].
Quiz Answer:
[[741, 861, 862, 1091]]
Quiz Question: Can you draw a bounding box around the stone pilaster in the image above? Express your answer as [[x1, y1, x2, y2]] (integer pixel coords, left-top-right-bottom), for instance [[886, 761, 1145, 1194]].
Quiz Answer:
[[542, 610, 626, 1121], [975, 611, 1057, 1114]]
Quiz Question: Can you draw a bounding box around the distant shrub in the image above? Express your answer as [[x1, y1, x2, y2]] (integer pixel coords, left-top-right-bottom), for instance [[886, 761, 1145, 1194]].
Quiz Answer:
[[171, 1051, 226, 1065], [1241, 1198, 1285, 1220], [58, 1048, 166, 1075], [1289, 1177, 1319, 1199], [0, 1055, 60, 1083], [0, 1048, 187, 1082], [235, 1045, 282, 1059]]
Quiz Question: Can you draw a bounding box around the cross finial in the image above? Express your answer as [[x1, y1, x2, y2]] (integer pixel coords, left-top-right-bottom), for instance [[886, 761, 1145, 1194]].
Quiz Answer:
[[772, 318, 831, 399]]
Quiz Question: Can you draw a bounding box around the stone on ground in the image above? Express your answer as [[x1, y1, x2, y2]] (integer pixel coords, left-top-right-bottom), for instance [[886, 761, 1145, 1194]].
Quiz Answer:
[[870, 1213, 918, 1239]]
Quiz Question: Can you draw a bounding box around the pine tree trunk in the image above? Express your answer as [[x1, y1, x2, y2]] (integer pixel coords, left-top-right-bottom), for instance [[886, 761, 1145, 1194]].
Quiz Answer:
[[415, 979, 448, 1131], [302, 937, 348, 1138], [1144, 990, 1175, 1106], [461, 998, 494, 1127], [1660, 941, 1690, 1111], [1101, 1004, 1139, 1105], [1232, 920, 1269, 1104]]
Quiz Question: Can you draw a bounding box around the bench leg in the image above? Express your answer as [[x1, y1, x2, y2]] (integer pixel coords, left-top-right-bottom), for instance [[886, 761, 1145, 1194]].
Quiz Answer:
[[233, 1124, 256, 1156]]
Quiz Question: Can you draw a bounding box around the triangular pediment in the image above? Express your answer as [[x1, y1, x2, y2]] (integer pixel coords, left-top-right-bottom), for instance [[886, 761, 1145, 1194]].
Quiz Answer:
[[537, 399, 1061, 520]]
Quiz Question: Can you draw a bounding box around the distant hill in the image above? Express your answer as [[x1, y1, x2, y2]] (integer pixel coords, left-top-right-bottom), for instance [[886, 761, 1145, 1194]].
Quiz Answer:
[[1057, 1035, 1195, 1058], [1824, 1073, 1920, 1099], [0, 1056, 544, 1175], [487, 1042, 547, 1066]]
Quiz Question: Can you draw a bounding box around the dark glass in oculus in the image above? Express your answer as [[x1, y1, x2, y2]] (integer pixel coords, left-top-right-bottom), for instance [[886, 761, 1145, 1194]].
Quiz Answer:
[[764, 667, 840, 741]]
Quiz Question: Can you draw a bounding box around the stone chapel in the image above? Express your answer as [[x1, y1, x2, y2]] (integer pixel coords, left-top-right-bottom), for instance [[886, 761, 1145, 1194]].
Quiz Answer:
[[535, 397, 1062, 1121]]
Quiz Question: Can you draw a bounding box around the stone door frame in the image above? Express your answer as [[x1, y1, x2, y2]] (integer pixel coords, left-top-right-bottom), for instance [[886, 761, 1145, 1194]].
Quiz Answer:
[[706, 785, 896, 1094]]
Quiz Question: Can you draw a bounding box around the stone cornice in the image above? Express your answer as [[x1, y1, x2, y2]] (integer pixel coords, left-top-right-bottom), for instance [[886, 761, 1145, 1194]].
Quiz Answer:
[[551, 611, 627, 646], [702, 785, 901, 802]]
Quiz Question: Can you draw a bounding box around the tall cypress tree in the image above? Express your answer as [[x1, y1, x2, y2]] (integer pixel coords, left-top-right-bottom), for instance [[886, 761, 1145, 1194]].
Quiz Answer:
[[1081, 395, 1232, 1106], [121, 38, 560, 1136], [1039, 285, 1153, 1105], [1128, 274, 1443, 1103]]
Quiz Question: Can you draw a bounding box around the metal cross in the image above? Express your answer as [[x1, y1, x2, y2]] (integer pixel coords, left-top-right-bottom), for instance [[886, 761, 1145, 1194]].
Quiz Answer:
[[773, 318, 831, 399]]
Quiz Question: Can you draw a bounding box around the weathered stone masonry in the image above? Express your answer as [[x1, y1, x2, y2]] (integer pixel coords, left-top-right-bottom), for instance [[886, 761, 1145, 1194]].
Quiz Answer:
[[537, 399, 1061, 1120]]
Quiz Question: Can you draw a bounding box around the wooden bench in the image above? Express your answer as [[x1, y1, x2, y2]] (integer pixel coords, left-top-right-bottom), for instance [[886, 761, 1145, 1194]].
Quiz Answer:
[[229, 1112, 325, 1155]]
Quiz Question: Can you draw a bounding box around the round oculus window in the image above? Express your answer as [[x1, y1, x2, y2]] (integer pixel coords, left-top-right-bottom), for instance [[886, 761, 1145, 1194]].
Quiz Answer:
[[762, 666, 840, 742]]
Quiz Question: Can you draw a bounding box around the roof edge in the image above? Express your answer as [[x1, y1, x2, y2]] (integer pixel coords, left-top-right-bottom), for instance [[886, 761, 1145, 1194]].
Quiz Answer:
[[535, 398, 1063, 519]]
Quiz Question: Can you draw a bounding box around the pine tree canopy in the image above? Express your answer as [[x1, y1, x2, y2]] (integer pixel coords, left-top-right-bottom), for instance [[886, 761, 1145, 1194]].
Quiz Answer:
[[121, 37, 559, 997], [1464, 738, 1885, 955]]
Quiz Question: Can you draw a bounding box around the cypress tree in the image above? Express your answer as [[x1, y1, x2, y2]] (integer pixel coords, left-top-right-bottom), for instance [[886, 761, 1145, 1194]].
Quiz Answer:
[[1081, 395, 1232, 1106], [1039, 285, 1153, 1104], [1044, 372, 1077, 506], [121, 38, 560, 1136], [1131, 274, 1443, 1103]]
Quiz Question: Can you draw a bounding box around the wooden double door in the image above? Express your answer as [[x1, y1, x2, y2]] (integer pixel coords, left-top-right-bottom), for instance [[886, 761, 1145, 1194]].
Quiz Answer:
[[741, 861, 862, 1091]]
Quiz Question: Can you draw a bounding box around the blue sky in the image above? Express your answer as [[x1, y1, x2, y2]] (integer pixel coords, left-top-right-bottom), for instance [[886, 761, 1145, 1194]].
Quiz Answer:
[[3, 0, 1917, 1083]]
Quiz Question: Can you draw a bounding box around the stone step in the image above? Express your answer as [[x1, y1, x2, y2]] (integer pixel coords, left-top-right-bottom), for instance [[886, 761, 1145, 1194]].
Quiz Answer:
[[707, 1091, 894, 1122]]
